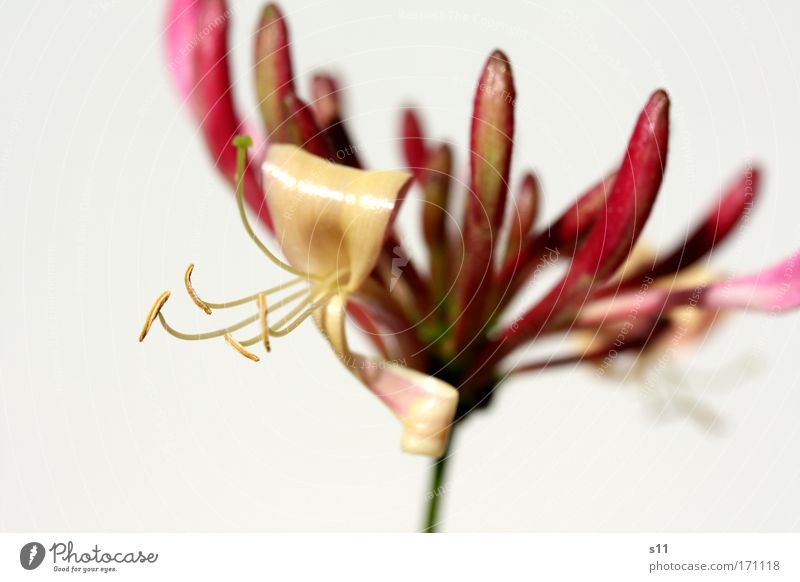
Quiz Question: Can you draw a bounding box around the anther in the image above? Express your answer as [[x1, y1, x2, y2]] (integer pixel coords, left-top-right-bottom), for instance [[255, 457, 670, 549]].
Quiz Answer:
[[139, 291, 171, 342], [184, 263, 212, 314], [224, 333, 260, 362]]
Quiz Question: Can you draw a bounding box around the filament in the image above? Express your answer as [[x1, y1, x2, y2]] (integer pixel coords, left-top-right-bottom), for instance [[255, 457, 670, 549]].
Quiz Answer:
[[157, 312, 259, 341], [237, 289, 335, 345], [206, 286, 307, 313], [186, 266, 305, 311], [270, 299, 329, 337]]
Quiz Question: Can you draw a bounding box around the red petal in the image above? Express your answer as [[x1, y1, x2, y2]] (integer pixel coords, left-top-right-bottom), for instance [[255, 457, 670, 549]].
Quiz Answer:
[[280, 92, 332, 159], [548, 172, 617, 252], [468, 49, 515, 229], [495, 90, 669, 356], [254, 3, 296, 141], [454, 51, 516, 345], [619, 166, 760, 288], [310, 74, 362, 168], [502, 172, 540, 266], [192, 0, 271, 230], [400, 108, 428, 182], [495, 172, 615, 308]]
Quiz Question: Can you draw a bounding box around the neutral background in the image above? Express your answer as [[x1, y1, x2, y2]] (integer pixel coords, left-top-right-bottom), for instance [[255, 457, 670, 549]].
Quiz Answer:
[[1, 0, 799, 532]]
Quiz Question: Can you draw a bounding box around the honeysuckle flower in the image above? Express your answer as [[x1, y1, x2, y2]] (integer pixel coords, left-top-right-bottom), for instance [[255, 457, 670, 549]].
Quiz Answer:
[[154, 0, 800, 531], [140, 136, 458, 458]]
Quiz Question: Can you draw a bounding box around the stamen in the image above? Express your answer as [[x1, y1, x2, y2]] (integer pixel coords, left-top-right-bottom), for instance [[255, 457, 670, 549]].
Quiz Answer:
[[270, 293, 314, 330], [270, 291, 335, 337], [232, 135, 322, 282], [257, 292, 271, 352], [139, 291, 171, 342], [237, 290, 335, 345], [224, 333, 260, 362], [203, 280, 306, 310], [184, 264, 212, 314], [270, 303, 323, 337], [157, 312, 259, 341]]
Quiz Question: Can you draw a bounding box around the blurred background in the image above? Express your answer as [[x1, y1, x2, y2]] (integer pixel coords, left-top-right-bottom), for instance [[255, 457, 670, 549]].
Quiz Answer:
[[1, 0, 799, 531]]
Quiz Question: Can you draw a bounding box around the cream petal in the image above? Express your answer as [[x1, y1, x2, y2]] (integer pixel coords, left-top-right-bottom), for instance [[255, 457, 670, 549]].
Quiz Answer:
[[316, 294, 458, 458], [263, 144, 411, 291], [262, 145, 455, 456]]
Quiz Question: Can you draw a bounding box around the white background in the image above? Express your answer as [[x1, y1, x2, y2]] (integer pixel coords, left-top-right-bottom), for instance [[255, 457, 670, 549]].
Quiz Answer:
[[1, 0, 799, 532]]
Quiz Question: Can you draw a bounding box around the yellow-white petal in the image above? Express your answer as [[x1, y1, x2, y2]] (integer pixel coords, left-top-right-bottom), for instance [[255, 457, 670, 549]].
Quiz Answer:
[[263, 143, 411, 291], [317, 295, 458, 458], [262, 145, 458, 457]]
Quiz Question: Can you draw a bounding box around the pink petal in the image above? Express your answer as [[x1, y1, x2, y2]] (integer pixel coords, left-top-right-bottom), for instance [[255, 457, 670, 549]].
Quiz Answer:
[[705, 252, 800, 311], [164, 0, 203, 102], [578, 251, 800, 327], [357, 357, 457, 458]]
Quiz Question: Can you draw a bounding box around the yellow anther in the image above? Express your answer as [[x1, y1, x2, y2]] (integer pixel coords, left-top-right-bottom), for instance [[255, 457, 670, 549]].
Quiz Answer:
[[184, 263, 212, 314], [224, 333, 260, 362], [139, 291, 171, 342]]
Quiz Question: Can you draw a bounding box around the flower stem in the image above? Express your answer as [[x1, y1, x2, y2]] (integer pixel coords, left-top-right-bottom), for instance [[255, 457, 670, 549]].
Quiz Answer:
[[422, 431, 454, 533]]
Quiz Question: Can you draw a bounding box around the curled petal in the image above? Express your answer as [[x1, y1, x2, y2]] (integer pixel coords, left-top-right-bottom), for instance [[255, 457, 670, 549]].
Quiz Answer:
[[263, 144, 410, 290], [364, 363, 457, 458], [318, 295, 457, 458]]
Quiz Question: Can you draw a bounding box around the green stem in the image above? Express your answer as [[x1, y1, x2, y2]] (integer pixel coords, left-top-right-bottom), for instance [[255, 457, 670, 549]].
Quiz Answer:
[[422, 432, 454, 533]]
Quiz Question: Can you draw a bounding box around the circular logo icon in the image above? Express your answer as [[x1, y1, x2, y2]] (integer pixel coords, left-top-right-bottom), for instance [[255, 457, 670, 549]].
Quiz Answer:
[[20, 542, 46, 570]]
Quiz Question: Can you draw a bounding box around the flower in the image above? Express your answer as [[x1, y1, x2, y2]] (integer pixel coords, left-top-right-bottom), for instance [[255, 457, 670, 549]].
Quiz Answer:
[[140, 135, 458, 458], [155, 1, 800, 476]]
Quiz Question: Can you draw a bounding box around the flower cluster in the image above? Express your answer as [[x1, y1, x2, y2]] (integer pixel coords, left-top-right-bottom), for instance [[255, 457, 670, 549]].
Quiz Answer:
[[143, 0, 800, 460]]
